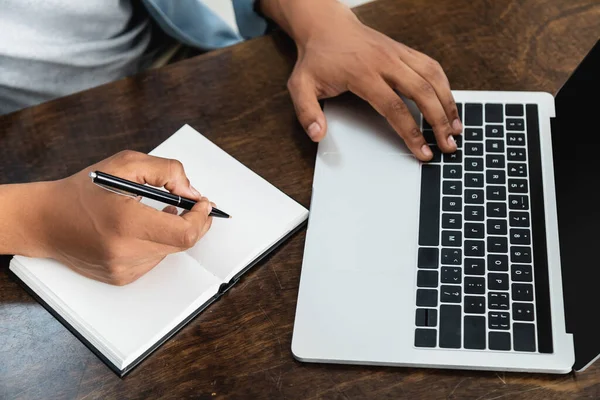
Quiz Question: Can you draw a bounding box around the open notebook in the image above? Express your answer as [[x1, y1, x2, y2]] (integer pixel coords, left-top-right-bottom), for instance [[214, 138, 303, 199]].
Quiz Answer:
[[9, 125, 308, 376]]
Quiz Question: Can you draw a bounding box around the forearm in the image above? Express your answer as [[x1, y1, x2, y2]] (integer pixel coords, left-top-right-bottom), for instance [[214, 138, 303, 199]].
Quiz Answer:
[[259, 0, 357, 46], [0, 183, 51, 257]]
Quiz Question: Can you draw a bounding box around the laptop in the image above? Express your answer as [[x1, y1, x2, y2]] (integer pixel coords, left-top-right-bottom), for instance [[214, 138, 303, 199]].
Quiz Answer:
[[291, 39, 600, 373]]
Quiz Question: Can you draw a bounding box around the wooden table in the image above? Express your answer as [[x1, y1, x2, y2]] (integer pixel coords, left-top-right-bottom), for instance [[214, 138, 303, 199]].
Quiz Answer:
[[1, 0, 599, 398]]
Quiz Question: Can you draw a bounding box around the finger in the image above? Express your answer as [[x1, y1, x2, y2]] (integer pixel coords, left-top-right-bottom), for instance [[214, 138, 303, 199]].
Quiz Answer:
[[287, 73, 327, 142], [349, 76, 432, 161], [162, 205, 179, 215], [394, 45, 462, 134], [112, 151, 201, 200], [116, 196, 212, 249], [382, 62, 457, 153]]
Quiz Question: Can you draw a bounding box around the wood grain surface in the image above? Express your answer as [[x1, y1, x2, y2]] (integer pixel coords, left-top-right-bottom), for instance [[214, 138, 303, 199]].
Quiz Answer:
[[1, 0, 599, 398]]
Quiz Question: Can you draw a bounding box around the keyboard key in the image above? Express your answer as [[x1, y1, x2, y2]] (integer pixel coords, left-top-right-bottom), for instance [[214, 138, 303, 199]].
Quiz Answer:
[[442, 197, 462, 212], [465, 240, 485, 257], [415, 328, 437, 348], [442, 213, 462, 229], [442, 230, 462, 247], [416, 289, 438, 307], [444, 150, 462, 163], [507, 147, 526, 161], [465, 143, 483, 156], [417, 270, 439, 288], [464, 296, 486, 314], [441, 248, 462, 265], [455, 135, 463, 149], [485, 125, 504, 137], [511, 264, 533, 282], [489, 331, 511, 351], [441, 267, 462, 284], [418, 247, 439, 269], [465, 157, 484, 171], [464, 222, 484, 239], [488, 292, 510, 310], [416, 308, 438, 327], [465, 103, 483, 126], [487, 202, 507, 218], [486, 186, 506, 201], [430, 146, 442, 162], [485, 103, 503, 123], [465, 173, 484, 188], [418, 165, 441, 246], [509, 195, 529, 210], [422, 115, 432, 130], [486, 154, 505, 168], [465, 206, 484, 221], [423, 129, 435, 144], [465, 189, 484, 204], [487, 219, 507, 235], [486, 139, 505, 153], [489, 312, 510, 330], [465, 258, 485, 275], [486, 169, 506, 184], [508, 163, 527, 177], [464, 316, 486, 350], [513, 303, 535, 321], [507, 119, 525, 131], [512, 283, 534, 301], [488, 273, 509, 290], [443, 165, 462, 179], [439, 304, 462, 348], [465, 128, 483, 141], [505, 104, 524, 116], [511, 246, 532, 263], [440, 285, 462, 303], [487, 236, 508, 253], [443, 180, 462, 195], [508, 179, 528, 193], [510, 228, 531, 245], [507, 132, 525, 146], [457, 103, 463, 121], [513, 323, 536, 352], [488, 254, 509, 271], [465, 276, 485, 294], [509, 211, 530, 227]]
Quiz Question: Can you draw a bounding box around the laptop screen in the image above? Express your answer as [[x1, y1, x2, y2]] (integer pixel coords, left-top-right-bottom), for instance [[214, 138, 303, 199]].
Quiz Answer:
[[552, 39, 600, 371]]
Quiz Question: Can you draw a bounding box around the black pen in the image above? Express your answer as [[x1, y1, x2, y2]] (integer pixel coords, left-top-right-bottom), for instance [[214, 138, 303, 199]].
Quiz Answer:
[[89, 171, 231, 219]]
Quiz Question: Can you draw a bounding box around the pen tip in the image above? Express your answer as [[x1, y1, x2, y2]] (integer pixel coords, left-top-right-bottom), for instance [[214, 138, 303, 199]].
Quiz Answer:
[[228, 215, 232, 219]]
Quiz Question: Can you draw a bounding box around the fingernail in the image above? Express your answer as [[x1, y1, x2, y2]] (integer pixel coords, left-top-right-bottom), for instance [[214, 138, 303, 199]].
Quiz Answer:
[[447, 135, 456, 148], [452, 118, 463, 132], [189, 184, 201, 198], [307, 122, 321, 140], [207, 204, 212, 216], [421, 144, 432, 158]]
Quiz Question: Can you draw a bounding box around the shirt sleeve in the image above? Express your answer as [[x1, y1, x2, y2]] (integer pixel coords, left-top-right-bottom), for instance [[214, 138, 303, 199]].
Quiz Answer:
[[142, 0, 268, 50]]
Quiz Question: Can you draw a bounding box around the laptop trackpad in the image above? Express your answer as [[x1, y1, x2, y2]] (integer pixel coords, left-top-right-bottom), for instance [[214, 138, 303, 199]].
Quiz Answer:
[[310, 151, 421, 274]]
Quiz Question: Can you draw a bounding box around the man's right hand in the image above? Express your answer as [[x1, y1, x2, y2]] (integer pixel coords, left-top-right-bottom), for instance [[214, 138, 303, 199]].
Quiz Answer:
[[0, 151, 213, 285]]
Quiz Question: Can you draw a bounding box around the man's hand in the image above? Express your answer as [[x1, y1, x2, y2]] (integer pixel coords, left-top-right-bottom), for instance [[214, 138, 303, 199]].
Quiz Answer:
[[0, 151, 213, 285], [260, 0, 462, 161]]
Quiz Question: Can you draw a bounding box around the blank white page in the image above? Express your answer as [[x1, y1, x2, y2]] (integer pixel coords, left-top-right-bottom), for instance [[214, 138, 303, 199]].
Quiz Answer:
[[11, 252, 221, 369], [148, 125, 309, 282]]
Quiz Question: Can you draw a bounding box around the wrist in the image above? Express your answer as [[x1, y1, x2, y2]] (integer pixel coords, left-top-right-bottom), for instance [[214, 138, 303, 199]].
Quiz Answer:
[[259, 0, 356, 47], [0, 181, 57, 258]]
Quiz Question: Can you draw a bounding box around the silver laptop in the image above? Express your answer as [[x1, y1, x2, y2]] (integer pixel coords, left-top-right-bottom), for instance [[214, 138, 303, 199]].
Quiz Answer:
[[291, 40, 600, 374]]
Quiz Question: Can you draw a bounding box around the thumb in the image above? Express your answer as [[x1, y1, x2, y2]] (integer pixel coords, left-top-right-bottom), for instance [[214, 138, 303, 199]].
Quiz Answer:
[[287, 74, 327, 142]]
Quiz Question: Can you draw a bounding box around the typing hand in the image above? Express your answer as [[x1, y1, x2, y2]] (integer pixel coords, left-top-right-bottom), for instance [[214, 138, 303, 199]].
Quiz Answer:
[[38, 151, 212, 285], [262, 0, 462, 161]]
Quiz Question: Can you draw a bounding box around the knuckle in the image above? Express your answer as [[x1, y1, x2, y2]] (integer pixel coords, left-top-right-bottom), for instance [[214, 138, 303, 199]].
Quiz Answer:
[[117, 150, 143, 164], [417, 81, 436, 96], [385, 98, 408, 117], [405, 127, 423, 141], [182, 226, 200, 248], [168, 158, 185, 175], [425, 58, 443, 75]]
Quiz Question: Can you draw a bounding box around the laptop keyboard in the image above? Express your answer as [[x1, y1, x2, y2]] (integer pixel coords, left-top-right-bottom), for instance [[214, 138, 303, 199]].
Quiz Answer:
[[414, 102, 553, 353]]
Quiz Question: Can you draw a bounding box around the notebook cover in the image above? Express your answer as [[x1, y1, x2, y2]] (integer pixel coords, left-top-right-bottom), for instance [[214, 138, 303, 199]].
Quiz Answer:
[[10, 220, 306, 377]]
